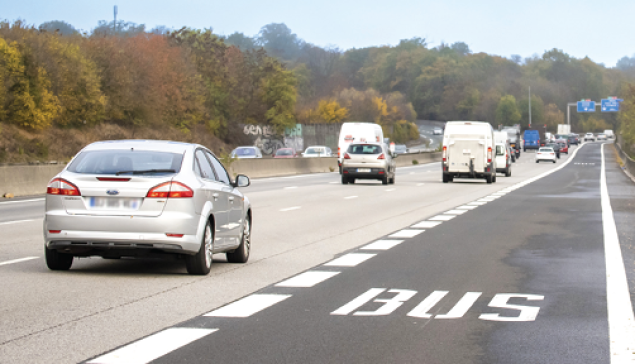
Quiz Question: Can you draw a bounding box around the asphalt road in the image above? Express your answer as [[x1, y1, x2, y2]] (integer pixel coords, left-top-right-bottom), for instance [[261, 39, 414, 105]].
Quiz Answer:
[[2, 143, 634, 363]]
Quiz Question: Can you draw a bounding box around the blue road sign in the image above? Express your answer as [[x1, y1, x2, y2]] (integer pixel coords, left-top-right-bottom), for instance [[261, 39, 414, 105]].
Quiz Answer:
[[577, 101, 596, 112], [601, 98, 621, 112]]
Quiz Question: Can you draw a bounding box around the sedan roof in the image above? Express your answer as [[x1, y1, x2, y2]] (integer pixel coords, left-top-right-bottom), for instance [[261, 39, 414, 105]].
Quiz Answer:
[[83, 140, 193, 154]]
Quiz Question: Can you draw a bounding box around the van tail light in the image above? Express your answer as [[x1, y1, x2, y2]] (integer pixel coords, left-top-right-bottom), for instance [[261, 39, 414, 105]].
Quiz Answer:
[[487, 147, 492, 163], [442, 146, 447, 162], [47, 178, 81, 196], [344, 153, 351, 159], [377, 153, 385, 160], [338, 147, 341, 158], [147, 182, 193, 198]]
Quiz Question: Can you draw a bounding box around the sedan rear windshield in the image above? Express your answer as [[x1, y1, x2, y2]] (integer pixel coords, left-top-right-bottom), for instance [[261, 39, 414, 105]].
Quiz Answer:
[[539, 148, 553, 152], [68, 150, 184, 175], [276, 149, 293, 156], [348, 144, 382, 154]]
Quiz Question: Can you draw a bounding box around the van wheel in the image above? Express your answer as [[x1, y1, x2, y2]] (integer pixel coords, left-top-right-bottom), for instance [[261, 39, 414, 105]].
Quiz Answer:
[[443, 174, 449, 183], [505, 168, 511, 177], [535, 160, 539, 163], [185, 221, 213, 275], [45, 247, 73, 271], [486, 175, 492, 184], [493, 174, 497, 183], [341, 175, 348, 184], [553, 160, 556, 163]]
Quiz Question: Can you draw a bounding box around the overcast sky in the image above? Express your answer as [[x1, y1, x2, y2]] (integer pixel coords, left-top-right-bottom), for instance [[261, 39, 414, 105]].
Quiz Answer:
[[3, 0, 633, 67]]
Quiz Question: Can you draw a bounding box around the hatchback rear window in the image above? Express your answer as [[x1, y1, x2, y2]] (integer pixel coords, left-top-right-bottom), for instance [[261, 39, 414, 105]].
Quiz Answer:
[[68, 150, 184, 175], [348, 144, 382, 154], [234, 148, 256, 156]]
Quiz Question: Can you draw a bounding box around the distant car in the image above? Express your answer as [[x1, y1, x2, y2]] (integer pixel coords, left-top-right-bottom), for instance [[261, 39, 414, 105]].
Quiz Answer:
[[556, 139, 568, 154], [394, 144, 408, 154], [231, 146, 263, 159], [44, 140, 253, 275], [604, 129, 615, 139], [433, 127, 443, 135], [342, 143, 396, 185], [535, 147, 557, 163], [495, 143, 512, 177], [545, 143, 561, 159], [302, 146, 332, 157], [568, 134, 579, 145], [273, 148, 297, 158], [597, 133, 607, 141], [584, 133, 595, 142]]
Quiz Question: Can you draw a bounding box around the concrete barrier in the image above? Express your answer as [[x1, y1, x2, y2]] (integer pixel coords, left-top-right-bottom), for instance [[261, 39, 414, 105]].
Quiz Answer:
[[0, 152, 441, 197], [615, 142, 635, 178], [0, 164, 66, 197]]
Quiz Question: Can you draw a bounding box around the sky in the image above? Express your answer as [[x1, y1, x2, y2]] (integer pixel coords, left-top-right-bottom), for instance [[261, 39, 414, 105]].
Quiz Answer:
[[3, 0, 634, 67]]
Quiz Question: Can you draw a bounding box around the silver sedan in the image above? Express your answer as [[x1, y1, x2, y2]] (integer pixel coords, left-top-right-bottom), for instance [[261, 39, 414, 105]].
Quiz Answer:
[[341, 143, 397, 185], [44, 140, 252, 275]]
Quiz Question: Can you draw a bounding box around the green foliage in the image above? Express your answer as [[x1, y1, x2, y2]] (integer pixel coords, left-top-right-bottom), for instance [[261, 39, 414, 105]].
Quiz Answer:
[[261, 58, 297, 130], [495, 95, 521, 126], [39, 21, 79, 36], [619, 84, 635, 153], [517, 94, 544, 129]]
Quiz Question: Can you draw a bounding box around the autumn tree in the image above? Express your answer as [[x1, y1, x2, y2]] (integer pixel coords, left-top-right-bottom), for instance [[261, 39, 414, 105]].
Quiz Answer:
[[495, 95, 521, 126]]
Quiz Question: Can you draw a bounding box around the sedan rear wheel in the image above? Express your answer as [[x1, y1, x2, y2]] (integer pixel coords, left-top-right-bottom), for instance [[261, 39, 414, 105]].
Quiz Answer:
[[185, 221, 213, 275], [227, 216, 251, 263], [341, 175, 348, 185], [381, 175, 388, 185], [45, 247, 73, 271]]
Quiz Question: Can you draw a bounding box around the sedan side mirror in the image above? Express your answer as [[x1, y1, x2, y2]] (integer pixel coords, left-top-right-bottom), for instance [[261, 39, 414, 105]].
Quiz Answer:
[[233, 174, 250, 188]]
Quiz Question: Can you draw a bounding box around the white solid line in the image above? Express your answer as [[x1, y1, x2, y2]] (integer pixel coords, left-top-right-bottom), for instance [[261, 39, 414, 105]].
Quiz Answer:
[[205, 294, 291, 318], [0, 219, 36, 226], [416, 183, 425, 186], [601, 144, 635, 362], [444, 209, 468, 215], [361, 239, 404, 250], [389, 229, 424, 238], [455, 205, 478, 210], [280, 206, 301, 212], [284, 186, 298, 189], [429, 215, 456, 221], [329, 181, 338, 184], [385, 189, 396, 192], [275, 271, 340, 288], [411, 221, 442, 229], [344, 196, 358, 200], [0, 198, 45, 205], [0, 256, 39, 267], [87, 328, 217, 364], [325, 253, 376, 267]]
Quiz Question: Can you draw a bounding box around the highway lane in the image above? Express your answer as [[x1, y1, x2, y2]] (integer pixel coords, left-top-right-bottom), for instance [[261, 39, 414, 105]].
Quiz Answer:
[[0, 148, 584, 363], [85, 141, 630, 364]]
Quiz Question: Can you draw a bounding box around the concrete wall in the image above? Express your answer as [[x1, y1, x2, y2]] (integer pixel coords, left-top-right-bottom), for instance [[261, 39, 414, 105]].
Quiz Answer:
[[615, 139, 635, 178], [0, 164, 66, 197], [0, 152, 441, 197]]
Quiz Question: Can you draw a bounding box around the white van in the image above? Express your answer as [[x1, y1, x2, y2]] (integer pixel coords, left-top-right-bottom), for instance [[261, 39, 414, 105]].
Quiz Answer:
[[604, 129, 615, 139], [338, 122, 384, 173], [442, 121, 497, 184]]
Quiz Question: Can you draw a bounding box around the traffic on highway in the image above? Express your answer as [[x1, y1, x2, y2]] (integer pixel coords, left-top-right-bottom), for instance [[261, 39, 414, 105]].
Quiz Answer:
[[1, 125, 634, 364]]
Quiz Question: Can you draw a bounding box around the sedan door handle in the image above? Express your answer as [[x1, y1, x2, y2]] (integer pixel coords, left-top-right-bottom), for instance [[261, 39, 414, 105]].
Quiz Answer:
[[212, 193, 219, 200], [229, 197, 235, 202]]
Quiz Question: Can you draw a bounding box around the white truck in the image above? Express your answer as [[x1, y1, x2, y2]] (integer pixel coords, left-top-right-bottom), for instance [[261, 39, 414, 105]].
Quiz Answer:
[[557, 124, 571, 135], [604, 129, 615, 139], [442, 121, 497, 184], [337, 122, 384, 174]]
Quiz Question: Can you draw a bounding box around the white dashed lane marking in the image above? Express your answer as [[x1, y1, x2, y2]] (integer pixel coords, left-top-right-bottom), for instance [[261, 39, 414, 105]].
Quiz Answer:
[[325, 253, 376, 267], [284, 186, 298, 190], [456, 205, 478, 210], [275, 271, 340, 288], [204, 294, 292, 318], [344, 196, 358, 200], [444, 209, 468, 215], [411, 221, 442, 229], [428, 215, 456, 221], [389, 229, 424, 238], [467, 201, 487, 206], [280, 206, 301, 212], [361, 239, 405, 250], [0, 219, 36, 226], [0, 256, 39, 267], [87, 328, 217, 364]]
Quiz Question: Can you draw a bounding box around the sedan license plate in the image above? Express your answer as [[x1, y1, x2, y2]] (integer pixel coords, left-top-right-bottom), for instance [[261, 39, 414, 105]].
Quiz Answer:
[[357, 168, 371, 173], [89, 197, 142, 210]]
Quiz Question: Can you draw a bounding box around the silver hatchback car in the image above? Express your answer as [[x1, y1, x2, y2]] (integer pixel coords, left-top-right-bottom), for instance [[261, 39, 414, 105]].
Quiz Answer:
[[44, 140, 252, 275], [341, 143, 397, 185]]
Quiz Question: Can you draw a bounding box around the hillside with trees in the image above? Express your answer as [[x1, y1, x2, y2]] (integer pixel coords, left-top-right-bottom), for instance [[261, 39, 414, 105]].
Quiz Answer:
[[0, 19, 634, 163]]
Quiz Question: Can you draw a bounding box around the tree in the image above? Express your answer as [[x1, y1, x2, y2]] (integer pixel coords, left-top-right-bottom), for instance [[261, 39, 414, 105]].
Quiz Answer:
[[495, 95, 520, 126], [261, 58, 297, 130], [225, 32, 257, 51], [517, 94, 544, 129], [91, 20, 146, 37], [543, 103, 564, 131], [257, 23, 302, 60], [39, 21, 78, 35], [450, 42, 471, 56]]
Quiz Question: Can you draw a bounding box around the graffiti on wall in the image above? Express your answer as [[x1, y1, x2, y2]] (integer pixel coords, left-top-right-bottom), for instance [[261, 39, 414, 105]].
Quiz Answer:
[[242, 123, 341, 156]]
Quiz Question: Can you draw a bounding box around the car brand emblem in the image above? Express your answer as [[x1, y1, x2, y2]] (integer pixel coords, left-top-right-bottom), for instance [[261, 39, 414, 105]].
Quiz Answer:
[[106, 190, 119, 196]]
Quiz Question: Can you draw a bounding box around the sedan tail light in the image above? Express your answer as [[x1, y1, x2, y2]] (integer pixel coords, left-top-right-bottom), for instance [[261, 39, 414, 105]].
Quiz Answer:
[[377, 153, 385, 160], [344, 153, 351, 159], [147, 182, 194, 198], [47, 178, 81, 196]]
